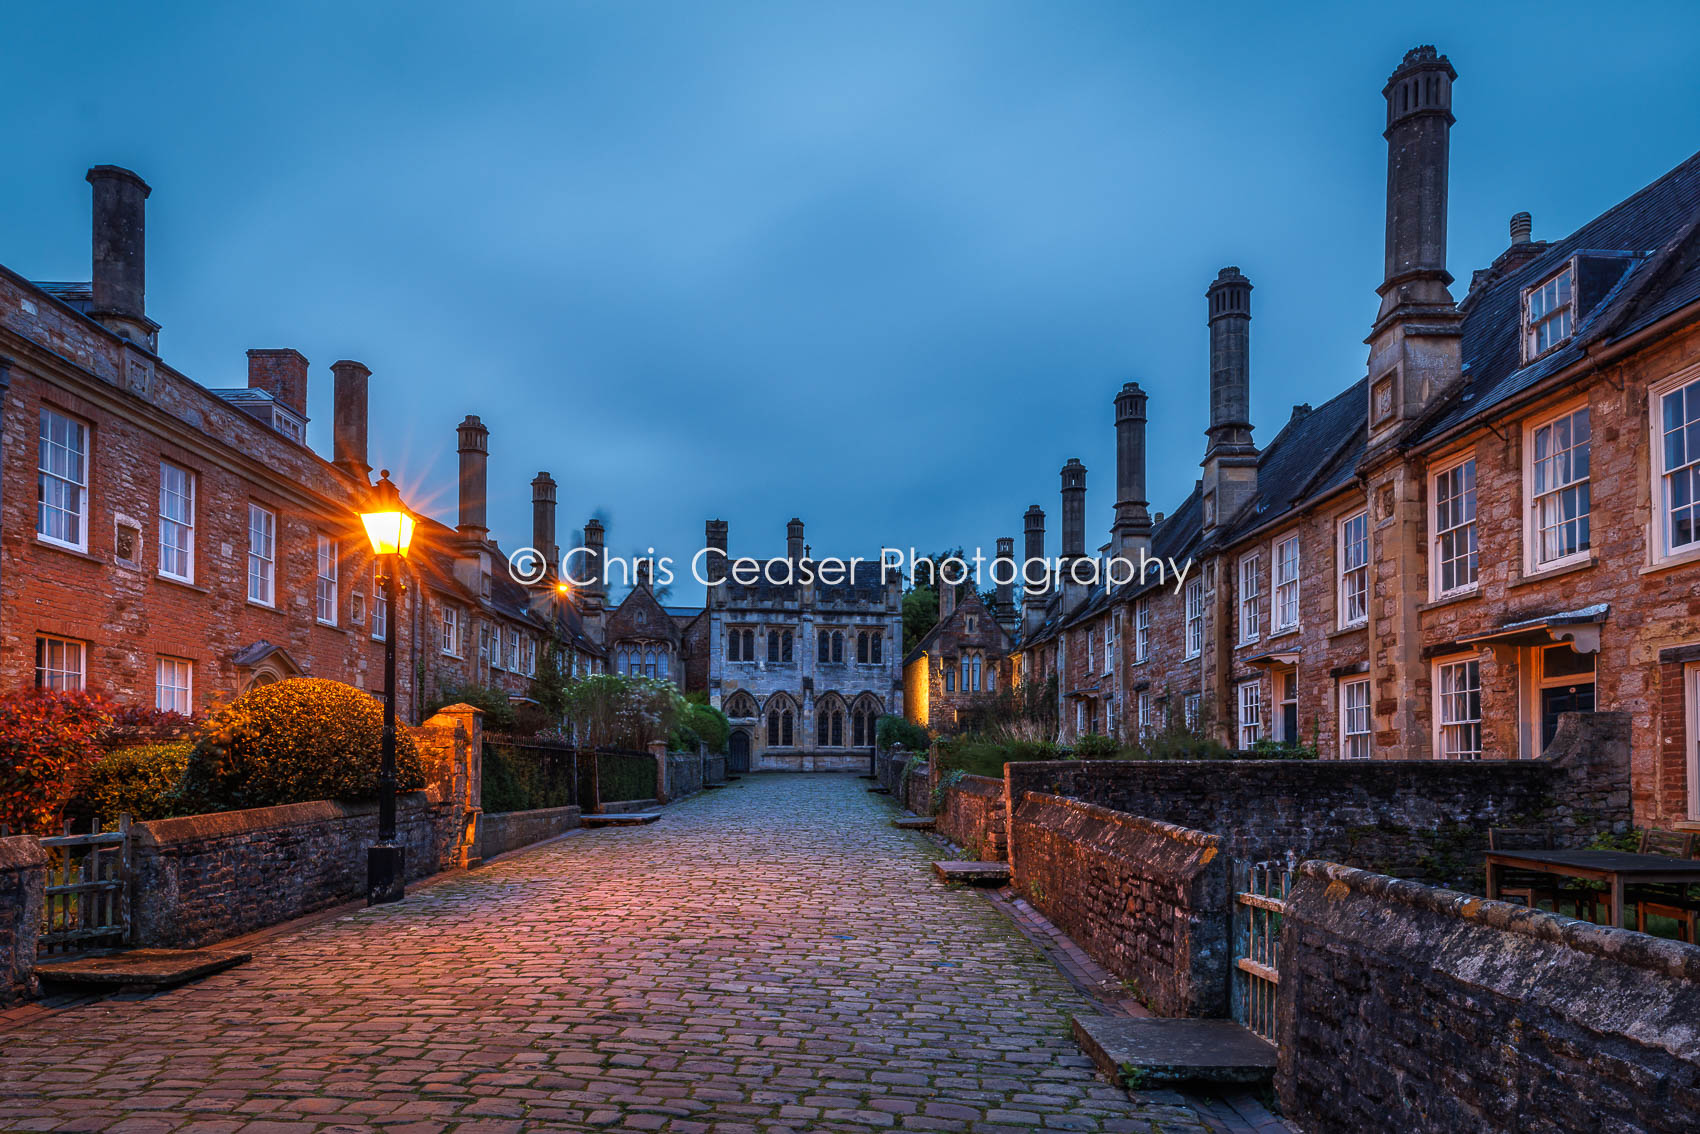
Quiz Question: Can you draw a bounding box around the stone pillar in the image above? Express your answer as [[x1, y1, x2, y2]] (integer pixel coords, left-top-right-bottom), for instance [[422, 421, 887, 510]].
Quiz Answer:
[[0, 836, 46, 1006], [648, 740, 669, 804], [414, 702, 484, 868]]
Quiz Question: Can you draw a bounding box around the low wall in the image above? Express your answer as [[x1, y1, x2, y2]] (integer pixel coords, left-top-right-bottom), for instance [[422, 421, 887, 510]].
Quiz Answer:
[[133, 790, 464, 948], [752, 751, 869, 773], [937, 774, 1007, 861], [0, 836, 45, 1006], [1005, 712, 1630, 887], [900, 760, 932, 815], [1008, 793, 1229, 1017], [666, 752, 704, 800], [477, 805, 581, 860], [1278, 861, 1700, 1133], [704, 754, 726, 785]]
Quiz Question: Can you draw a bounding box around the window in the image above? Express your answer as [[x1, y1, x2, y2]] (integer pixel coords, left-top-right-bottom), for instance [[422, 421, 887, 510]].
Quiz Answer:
[[1137, 691, 1152, 739], [1340, 678, 1371, 760], [972, 654, 982, 692], [768, 710, 780, 745], [944, 664, 955, 692], [316, 535, 338, 625], [1277, 669, 1298, 743], [1432, 459, 1478, 596], [1237, 679, 1261, 748], [831, 630, 844, 663], [1338, 511, 1369, 627], [1655, 372, 1700, 558], [782, 630, 793, 662], [157, 656, 192, 715], [729, 628, 743, 661], [853, 711, 866, 747], [36, 635, 85, 691], [440, 607, 462, 657], [1436, 657, 1482, 760], [1524, 265, 1574, 359], [857, 632, 869, 664], [247, 505, 276, 606], [831, 711, 843, 747], [158, 463, 195, 580], [1134, 600, 1150, 663], [871, 632, 882, 664], [818, 630, 830, 663], [37, 408, 88, 550], [1184, 578, 1204, 659], [1184, 692, 1201, 732], [1075, 700, 1085, 735], [523, 637, 537, 677], [743, 629, 755, 659], [1238, 553, 1261, 644], [1273, 536, 1300, 632], [507, 629, 521, 672], [768, 631, 780, 663], [1528, 407, 1591, 568], [656, 650, 667, 679], [1687, 663, 1700, 821], [351, 591, 366, 625], [1085, 628, 1095, 673], [1103, 620, 1114, 675], [371, 569, 388, 641]]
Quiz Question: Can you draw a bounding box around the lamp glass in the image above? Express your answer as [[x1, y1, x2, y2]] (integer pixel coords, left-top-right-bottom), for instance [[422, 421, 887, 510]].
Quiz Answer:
[[362, 511, 415, 558]]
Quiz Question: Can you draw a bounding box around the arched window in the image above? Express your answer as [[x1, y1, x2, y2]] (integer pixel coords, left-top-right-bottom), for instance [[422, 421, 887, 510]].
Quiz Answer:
[[768, 630, 780, 662], [782, 630, 793, 662], [971, 654, 982, 692], [984, 664, 994, 692], [658, 652, 669, 679], [857, 632, 869, 664], [818, 630, 830, 662], [831, 711, 843, 747], [727, 692, 757, 718], [742, 629, 754, 658], [727, 632, 740, 662], [871, 634, 882, 663], [817, 712, 830, 747], [852, 711, 865, 747], [781, 710, 794, 746], [768, 710, 780, 745], [960, 656, 970, 692], [645, 650, 658, 678], [831, 631, 844, 663]]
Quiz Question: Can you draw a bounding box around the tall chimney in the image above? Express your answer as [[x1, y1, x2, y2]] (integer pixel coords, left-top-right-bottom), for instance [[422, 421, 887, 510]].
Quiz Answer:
[[994, 535, 1017, 632], [86, 166, 157, 350], [583, 519, 606, 603], [456, 415, 489, 541], [531, 472, 558, 574], [1203, 268, 1259, 531], [1022, 505, 1048, 635], [1060, 459, 1087, 563], [787, 517, 805, 562], [247, 349, 309, 420], [705, 519, 729, 588], [1111, 382, 1152, 561], [330, 360, 370, 479], [939, 574, 957, 622]]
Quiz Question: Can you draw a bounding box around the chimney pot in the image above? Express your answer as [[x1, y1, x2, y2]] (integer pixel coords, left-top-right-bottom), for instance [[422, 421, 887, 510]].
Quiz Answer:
[[1510, 211, 1533, 245], [583, 518, 606, 600], [330, 360, 370, 478], [1112, 382, 1153, 559]]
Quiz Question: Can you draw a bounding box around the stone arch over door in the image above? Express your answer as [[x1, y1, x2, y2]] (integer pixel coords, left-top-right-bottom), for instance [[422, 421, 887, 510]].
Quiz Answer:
[[850, 692, 884, 749]]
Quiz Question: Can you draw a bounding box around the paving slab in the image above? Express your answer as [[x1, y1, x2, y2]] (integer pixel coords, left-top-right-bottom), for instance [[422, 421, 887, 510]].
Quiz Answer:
[[579, 811, 662, 826], [35, 948, 251, 991], [892, 816, 936, 829], [934, 860, 1012, 885], [1073, 1015, 1277, 1087]]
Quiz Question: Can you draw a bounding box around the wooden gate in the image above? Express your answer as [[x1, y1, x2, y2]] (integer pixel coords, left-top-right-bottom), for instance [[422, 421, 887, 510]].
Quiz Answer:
[[1231, 854, 1294, 1045], [39, 815, 132, 957]]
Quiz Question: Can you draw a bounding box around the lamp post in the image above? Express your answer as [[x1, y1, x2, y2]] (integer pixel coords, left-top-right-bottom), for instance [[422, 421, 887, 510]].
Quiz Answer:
[[361, 470, 415, 905]]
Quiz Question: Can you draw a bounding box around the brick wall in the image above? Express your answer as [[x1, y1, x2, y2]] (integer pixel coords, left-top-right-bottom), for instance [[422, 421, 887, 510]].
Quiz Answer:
[[1005, 711, 1630, 888], [0, 835, 46, 1006], [936, 774, 1007, 861], [1278, 860, 1700, 1133], [1008, 793, 1229, 1017]]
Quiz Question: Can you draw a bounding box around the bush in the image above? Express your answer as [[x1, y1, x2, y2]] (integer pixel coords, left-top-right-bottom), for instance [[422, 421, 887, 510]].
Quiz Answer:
[[426, 683, 517, 733], [876, 714, 929, 753], [1073, 733, 1119, 759], [482, 743, 576, 813], [174, 678, 424, 813], [670, 702, 730, 754], [0, 689, 115, 833], [935, 736, 1060, 778], [71, 742, 193, 822]]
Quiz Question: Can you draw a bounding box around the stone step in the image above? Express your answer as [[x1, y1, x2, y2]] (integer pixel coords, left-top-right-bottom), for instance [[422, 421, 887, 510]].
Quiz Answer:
[[866, 787, 891, 795], [36, 948, 251, 993], [703, 783, 726, 790], [1071, 1015, 1276, 1088], [581, 812, 663, 827], [932, 861, 1011, 885], [891, 817, 935, 830]]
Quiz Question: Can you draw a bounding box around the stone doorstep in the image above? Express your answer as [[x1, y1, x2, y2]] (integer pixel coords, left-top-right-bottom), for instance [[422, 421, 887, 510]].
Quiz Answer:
[[579, 812, 663, 827], [866, 786, 891, 795], [35, 948, 251, 993], [1072, 1015, 1276, 1088], [892, 817, 936, 830], [933, 860, 1012, 885], [703, 783, 727, 790]]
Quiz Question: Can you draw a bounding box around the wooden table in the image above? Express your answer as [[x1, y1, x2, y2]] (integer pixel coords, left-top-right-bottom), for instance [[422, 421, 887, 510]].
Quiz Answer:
[[1485, 849, 1700, 928]]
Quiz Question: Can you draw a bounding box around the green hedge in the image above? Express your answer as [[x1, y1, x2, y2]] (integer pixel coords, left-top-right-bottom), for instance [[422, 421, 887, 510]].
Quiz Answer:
[[482, 744, 577, 813], [73, 741, 193, 822], [588, 751, 657, 804]]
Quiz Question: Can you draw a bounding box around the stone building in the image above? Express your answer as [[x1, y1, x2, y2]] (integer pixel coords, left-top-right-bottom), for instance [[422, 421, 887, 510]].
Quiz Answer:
[[902, 557, 1018, 734], [1010, 45, 1700, 828], [704, 518, 903, 770]]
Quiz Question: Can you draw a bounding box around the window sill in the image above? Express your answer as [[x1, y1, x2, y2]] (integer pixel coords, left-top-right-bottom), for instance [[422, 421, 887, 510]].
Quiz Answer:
[[1329, 623, 1368, 640], [1512, 554, 1597, 589], [1267, 627, 1301, 642], [247, 599, 283, 615], [33, 536, 101, 564], [316, 620, 348, 636], [1418, 588, 1480, 613], [158, 574, 211, 595], [1641, 547, 1700, 577]]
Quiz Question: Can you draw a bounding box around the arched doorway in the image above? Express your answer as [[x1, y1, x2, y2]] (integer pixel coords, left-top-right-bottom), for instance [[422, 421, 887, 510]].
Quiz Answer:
[[728, 729, 751, 773]]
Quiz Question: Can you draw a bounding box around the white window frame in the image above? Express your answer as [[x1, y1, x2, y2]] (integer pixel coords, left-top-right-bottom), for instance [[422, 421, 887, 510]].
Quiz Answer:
[[316, 534, 338, 625], [1524, 402, 1592, 572], [371, 569, 388, 641], [506, 628, 520, 672], [1238, 552, 1262, 645], [157, 462, 195, 582], [247, 504, 276, 607], [441, 607, 462, 658], [1523, 263, 1575, 362], [37, 407, 89, 552], [156, 656, 193, 715], [1103, 620, 1114, 676], [1137, 690, 1152, 739], [1237, 679, 1262, 748], [1134, 600, 1150, 663], [1184, 578, 1204, 660], [1339, 677, 1371, 760], [1337, 510, 1370, 628], [1430, 456, 1479, 599], [1652, 367, 1700, 563], [1084, 627, 1095, 673], [1184, 692, 1201, 732], [36, 635, 86, 691], [1434, 655, 1483, 760], [1075, 699, 1085, 736], [1272, 534, 1300, 633]]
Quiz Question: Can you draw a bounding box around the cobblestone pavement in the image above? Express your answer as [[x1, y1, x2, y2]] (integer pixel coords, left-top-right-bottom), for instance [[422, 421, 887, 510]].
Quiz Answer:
[[0, 774, 1209, 1134]]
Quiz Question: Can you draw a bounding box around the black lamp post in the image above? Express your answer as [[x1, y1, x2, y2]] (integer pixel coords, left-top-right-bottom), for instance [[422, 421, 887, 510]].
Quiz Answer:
[[362, 470, 414, 905]]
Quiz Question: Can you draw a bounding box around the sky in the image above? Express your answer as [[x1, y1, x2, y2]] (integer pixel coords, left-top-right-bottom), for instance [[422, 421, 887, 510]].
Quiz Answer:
[[4, 1, 1698, 603]]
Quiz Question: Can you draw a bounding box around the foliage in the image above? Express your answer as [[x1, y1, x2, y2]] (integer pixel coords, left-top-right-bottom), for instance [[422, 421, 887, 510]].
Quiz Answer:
[[0, 689, 116, 834], [903, 585, 941, 654], [595, 750, 659, 803], [102, 705, 197, 750], [425, 682, 517, 734], [670, 702, 730, 754], [932, 767, 967, 809], [527, 634, 572, 723], [563, 673, 684, 752], [934, 735, 1061, 778], [1248, 736, 1320, 760], [1073, 733, 1119, 759], [174, 678, 424, 813], [875, 713, 929, 753], [1586, 827, 1645, 853], [70, 741, 194, 822], [482, 743, 576, 813]]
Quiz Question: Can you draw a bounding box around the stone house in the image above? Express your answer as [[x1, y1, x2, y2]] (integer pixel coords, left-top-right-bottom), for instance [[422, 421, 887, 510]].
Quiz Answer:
[[1010, 45, 1700, 829], [902, 586, 1016, 734]]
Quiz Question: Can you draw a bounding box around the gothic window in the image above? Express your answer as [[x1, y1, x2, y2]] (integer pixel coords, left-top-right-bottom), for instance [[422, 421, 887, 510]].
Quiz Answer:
[[658, 652, 669, 679], [971, 654, 982, 692], [831, 631, 844, 663], [871, 634, 882, 663], [857, 632, 869, 664], [768, 631, 780, 662], [818, 712, 830, 747], [644, 650, 657, 678], [768, 710, 780, 746], [853, 711, 865, 747], [818, 629, 830, 662], [727, 631, 741, 662], [831, 711, 843, 747], [742, 629, 755, 658], [782, 710, 794, 746], [782, 630, 793, 662], [726, 691, 757, 718]]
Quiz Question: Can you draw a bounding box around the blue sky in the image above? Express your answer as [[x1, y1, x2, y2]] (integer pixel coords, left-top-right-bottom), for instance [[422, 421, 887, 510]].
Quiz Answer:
[[4, 2, 1697, 602]]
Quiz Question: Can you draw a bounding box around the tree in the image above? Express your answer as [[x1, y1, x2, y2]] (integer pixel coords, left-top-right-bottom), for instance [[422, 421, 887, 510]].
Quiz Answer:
[[561, 674, 686, 811]]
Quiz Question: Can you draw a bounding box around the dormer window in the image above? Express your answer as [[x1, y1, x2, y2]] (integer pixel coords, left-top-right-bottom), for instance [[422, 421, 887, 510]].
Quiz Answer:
[[1524, 265, 1574, 361]]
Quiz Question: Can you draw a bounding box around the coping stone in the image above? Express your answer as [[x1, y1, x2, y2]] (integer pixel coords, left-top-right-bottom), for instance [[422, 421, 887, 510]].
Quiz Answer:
[[933, 861, 1011, 885], [36, 948, 251, 991], [1071, 1015, 1276, 1087]]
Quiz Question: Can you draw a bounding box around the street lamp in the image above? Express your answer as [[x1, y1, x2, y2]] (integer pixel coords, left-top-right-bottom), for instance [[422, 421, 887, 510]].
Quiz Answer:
[[362, 470, 414, 905]]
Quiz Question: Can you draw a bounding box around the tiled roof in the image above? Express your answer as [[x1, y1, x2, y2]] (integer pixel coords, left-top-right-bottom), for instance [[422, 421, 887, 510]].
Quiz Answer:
[[718, 558, 892, 606]]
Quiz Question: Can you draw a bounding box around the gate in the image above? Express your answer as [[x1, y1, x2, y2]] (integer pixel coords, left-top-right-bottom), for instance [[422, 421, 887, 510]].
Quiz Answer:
[[1231, 854, 1294, 1045], [39, 815, 132, 957]]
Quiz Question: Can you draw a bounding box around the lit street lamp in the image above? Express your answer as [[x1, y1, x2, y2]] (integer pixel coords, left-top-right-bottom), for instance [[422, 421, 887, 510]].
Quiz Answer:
[[361, 470, 415, 905]]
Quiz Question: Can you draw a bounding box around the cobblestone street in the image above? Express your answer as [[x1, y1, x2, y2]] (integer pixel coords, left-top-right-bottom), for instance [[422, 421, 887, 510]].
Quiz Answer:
[[0, 775, 1208, 1134]]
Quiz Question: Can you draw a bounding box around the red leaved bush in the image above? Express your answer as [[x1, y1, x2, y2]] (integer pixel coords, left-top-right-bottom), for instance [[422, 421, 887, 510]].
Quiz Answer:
[[0, 689, 117, 834]]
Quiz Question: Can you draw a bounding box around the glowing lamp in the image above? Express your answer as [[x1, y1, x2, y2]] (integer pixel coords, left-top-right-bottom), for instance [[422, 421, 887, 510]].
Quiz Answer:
[[361, 471, 414, 558]]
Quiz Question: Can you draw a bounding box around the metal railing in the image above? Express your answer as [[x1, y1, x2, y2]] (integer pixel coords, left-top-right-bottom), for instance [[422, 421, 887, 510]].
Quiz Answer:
[[1231, 854, 1295, 1045]]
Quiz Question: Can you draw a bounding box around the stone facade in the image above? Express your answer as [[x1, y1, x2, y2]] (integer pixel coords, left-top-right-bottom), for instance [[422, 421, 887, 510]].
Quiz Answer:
[[476, 805, 581, 860], [0, 834, 45, 1006], [903, 590, 1014, 734]]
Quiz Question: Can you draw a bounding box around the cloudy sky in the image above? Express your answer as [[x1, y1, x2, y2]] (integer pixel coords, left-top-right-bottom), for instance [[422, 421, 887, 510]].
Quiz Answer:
[[4, 2, 1697, 601]]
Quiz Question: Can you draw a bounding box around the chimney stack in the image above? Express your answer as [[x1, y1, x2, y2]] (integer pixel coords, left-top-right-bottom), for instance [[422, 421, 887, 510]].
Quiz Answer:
[[1022, 505, 1048, 635], [247, 349, 309, 420], [939, 573, 957, 622], [531, 472, 558, 574], [705, 519, 729, 592], [1060, 459, 1089, 612], [86, 166, 157, 350], [456, 415, 489, 541], [994, 535, 1017, 632], [787, 517, 805, 562], [1203, 268, 1259, 530], [1111, 382, 1153, 561], [330, 360, 370, 479], [583, 519, 606, 604]]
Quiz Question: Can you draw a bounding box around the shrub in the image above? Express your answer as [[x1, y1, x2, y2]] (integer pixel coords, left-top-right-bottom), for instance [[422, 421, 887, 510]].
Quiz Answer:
[[935, 736, 1060, 778], [0, 689, 116, 834], [876, 714, 929, 753], [71, 741, 193, 822], [482, 743, 576, 813], [174, 678, 424, 813], [670, 702, 730, 754], [1073, 733, 1119, 760]]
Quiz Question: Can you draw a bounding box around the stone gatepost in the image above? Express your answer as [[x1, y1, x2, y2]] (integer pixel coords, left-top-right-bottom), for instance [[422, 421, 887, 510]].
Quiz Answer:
[[414, 703, 484, 867], [649, 740, 669, 804]]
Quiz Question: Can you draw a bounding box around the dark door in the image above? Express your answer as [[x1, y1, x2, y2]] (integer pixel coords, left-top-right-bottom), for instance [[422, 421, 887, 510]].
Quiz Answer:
[[1540, 683, 1596, 749], [728, 729, 750, 772]]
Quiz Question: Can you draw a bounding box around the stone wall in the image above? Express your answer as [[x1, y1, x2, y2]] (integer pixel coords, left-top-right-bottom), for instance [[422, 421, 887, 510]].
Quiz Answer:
[[1005, 712, 1630, 887], [900, 759, 932, 816], [936, 774, 1007, 861], [666, 752, 704, 800], [1008, 793, 1229, 1017], [132, 791, 464, 948], [704, 754, 726, 785], [0, 835, 46, 1006], [1278, 861, 1700, 1133], [477, 805, 581, 860]]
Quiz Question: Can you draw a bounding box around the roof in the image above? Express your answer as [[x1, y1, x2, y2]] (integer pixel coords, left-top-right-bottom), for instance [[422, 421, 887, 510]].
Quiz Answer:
[[717, 558, 893, 607]]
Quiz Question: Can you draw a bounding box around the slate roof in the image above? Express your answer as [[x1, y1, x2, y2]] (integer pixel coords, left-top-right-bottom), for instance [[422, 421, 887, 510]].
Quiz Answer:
[[718, 559, 893, 607]]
